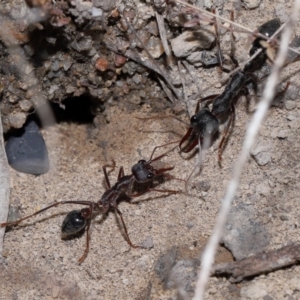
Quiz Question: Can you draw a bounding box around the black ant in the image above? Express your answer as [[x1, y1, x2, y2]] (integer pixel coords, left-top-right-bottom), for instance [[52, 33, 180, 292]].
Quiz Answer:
[[0, 142, 181, 263], [139, 18, 282, 165], [179, 18, 282, 163], [137, 18, 283, 191]]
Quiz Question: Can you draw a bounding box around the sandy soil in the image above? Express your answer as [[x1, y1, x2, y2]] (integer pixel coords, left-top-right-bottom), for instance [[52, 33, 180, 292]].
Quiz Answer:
[[1, 1, 300, 300]]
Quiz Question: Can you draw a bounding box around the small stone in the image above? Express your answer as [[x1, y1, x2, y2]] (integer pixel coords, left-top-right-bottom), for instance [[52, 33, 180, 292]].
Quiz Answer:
[[128, 93, 141, 105], [95, 58, 108, 72], [277, 130, 289, 139], [240, 282, 268, 299], [132, 74, 142, 85], [242, 0, 261, 9], [194, 179, 211, 192], [66, 85, 76, 94], [146, 36, 164, 59], [285, 100, 296, 110], [280, 215, 289, 221], [5, 120, 49, 175], [251, 141, 271, 166], [63, 60, 73, 71], [253, 152, 271, 166], [91, 7, 102, 17], [204, 0, 213, 9], [142, 236, 154, 249], [8, 112, 26, 129], [19, 100, 32, 112]]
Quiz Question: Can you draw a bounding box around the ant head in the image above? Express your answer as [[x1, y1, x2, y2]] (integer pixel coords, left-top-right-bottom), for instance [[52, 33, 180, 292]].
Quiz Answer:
[[61, 209, 88, 238], [190, 109, 219, 138], [131, 159, 156, 183]]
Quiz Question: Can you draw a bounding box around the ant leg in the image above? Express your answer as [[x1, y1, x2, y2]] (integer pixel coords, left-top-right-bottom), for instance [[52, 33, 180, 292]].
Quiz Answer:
[[218, 104, 235, 165], [102, 160, 116, 189], [117, 166, 125, 180], [185, 137, 203, 193], [129, 184, 181, 198], [136, 115, 190, 128], [113, 206, 140, 248], [179, 128, 198, 153], [148, 140, 180, 162], [78, 217, 92, 264], [0, 200, 94, 227], [195, 94, 219, 112]]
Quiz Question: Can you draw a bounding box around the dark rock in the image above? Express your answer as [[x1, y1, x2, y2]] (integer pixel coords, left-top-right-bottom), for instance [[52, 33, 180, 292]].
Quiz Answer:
[[5, 120, 49, 175]]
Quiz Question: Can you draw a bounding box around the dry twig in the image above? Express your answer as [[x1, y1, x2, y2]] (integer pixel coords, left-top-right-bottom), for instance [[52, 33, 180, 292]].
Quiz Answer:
[[0, 111, 10, 260], [213, 243, 300, 283]]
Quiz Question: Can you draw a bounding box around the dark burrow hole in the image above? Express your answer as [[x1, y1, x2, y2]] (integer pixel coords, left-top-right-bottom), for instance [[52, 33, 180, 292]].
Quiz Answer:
[[49, 95, 97, 124]]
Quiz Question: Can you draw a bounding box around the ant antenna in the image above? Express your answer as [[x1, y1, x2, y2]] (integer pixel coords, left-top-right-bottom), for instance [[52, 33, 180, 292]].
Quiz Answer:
[[148, 140, 180, 162]]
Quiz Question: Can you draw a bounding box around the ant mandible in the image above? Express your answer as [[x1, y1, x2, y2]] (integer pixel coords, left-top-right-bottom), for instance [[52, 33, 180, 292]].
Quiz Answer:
[[1, 142, 181, 263]]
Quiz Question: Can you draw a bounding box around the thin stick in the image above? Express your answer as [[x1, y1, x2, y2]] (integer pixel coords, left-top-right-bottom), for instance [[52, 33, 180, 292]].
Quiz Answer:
[[0, 111, 10, 260], [213, 243, 300, 283], [178, 61, 190, 117], [155, 11, 172, 58], [192, 1, 300, 298]]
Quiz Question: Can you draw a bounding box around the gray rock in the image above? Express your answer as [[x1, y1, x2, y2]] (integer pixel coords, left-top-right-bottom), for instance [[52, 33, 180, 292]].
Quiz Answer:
[[5, 120, 49, 175], [222, 203, 270, 260], [166, 259, 199, 293]]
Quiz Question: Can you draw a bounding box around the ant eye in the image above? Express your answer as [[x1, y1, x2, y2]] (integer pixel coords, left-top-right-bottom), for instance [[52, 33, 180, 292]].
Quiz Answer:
[[190, 115, 197, 124], [138, 159, 146, 164], [147, 173, 154, 179]]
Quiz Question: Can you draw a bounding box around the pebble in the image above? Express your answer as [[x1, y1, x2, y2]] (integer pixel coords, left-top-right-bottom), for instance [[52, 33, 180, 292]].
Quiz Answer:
[[251, 141, 271, 166], [256, 183, 270, 197], [142, 236, 154, 249], [285, 100, 296, 110], [5, 119, 49, 175], [19, 100, 33, 112], [242, 0, 261, 9], [240, 282, 268, 299], [8, 112, 26, 129]]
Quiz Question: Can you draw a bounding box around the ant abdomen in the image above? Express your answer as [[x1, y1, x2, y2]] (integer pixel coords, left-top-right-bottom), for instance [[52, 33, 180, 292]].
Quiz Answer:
[[61, 210, 87, 238]]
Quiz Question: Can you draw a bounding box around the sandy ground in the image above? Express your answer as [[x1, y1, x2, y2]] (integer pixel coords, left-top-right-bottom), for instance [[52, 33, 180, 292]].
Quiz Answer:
[[1, 1, 300, 300]]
